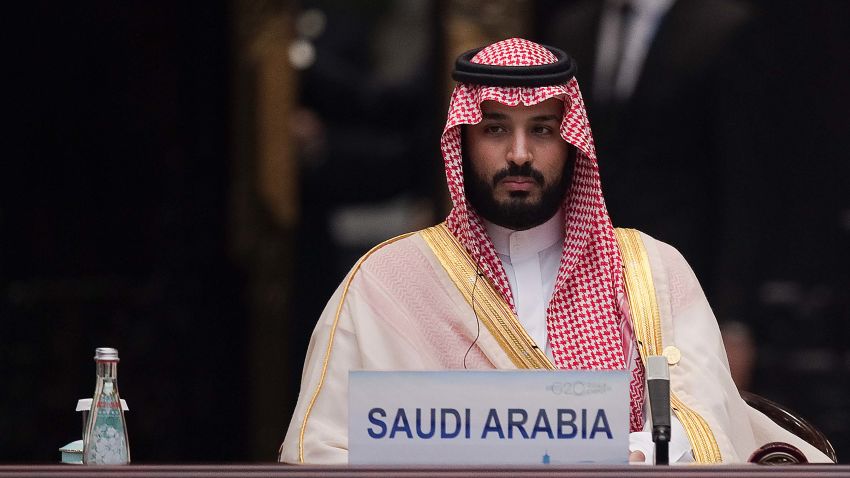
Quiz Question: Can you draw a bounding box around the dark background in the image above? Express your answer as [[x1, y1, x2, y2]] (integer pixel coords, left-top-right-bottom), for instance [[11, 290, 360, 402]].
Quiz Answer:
[[4, 0, 245, 462], [3, 0, 848, 463]]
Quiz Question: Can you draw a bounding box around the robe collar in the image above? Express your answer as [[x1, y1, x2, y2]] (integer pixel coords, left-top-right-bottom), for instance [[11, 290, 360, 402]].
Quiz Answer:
[[483, 209, 565, 262]]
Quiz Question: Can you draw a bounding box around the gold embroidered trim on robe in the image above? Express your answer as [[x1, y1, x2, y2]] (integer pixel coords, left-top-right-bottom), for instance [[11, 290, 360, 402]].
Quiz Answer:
[[615, 227, 723, 463], [420, 222, 554, 370], [294, 231, 415, 463]]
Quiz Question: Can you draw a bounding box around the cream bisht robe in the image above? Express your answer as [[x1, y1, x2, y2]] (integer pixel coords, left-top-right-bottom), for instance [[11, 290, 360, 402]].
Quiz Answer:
[[279, 227, 831, 464]]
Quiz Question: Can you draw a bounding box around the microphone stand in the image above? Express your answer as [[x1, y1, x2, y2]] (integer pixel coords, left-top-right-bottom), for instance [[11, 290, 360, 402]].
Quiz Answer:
[[647, 356, 671, 465], [652, 423, 670, 465]]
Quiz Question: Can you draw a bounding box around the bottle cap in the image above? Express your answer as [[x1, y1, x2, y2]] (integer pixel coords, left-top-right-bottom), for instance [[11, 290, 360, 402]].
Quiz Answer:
[[94, 347, 120, 362]]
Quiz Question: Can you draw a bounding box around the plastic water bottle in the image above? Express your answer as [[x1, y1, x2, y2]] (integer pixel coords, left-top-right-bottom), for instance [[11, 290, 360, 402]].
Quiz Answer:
[[83, 347, 130, 464]]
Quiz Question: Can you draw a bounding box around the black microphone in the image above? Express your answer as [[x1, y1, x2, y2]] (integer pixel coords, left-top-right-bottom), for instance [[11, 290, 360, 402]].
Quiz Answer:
[[646, 355, 671, 465]]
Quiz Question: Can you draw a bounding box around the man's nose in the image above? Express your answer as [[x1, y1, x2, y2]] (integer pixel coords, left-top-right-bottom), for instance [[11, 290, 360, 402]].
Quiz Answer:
[[506, 131, 532, 165]]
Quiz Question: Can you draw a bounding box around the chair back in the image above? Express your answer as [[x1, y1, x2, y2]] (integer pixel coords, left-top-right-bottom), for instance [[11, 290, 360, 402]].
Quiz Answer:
[[741, 390, 837, 463]]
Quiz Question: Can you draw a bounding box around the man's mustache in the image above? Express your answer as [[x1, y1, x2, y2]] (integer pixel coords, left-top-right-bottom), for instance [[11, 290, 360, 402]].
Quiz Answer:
[[492, 163, 545, 187]]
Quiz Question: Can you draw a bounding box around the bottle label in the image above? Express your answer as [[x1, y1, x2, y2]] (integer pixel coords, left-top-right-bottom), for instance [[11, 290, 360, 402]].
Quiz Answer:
[[86, 393, 128, 464]]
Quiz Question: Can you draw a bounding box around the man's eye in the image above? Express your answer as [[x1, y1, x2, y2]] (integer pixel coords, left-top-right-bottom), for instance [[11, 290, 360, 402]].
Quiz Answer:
[[532, 125, 554, 135], [484, 125, 507, 134]]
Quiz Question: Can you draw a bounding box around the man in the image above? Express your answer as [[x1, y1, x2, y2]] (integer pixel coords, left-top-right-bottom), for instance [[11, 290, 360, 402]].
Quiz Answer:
[[279, 38, 830, 464]]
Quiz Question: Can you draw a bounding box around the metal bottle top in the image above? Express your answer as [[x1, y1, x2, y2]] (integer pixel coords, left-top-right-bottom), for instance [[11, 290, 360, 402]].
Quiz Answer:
[[94, 347, 120, 362]]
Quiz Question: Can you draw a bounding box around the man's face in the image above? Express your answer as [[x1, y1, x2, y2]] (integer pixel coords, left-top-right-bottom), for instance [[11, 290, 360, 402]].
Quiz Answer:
[[463, 98, 574, 231]]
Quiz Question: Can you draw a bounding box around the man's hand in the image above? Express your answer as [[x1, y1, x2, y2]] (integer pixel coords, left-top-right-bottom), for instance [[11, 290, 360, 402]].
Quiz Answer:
[[629, 450, 646, 463]]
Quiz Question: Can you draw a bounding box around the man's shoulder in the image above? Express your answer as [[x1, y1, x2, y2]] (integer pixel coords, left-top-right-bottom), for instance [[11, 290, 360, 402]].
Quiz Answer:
[[617, 228, 704, 303], [615, 227, 689, 266], [360, 229, 420, 259], [354, 224, 442, 274]]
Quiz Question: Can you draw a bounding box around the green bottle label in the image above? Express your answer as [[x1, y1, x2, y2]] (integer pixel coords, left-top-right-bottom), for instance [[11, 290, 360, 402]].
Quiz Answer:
[[86, 392, 128, 464]]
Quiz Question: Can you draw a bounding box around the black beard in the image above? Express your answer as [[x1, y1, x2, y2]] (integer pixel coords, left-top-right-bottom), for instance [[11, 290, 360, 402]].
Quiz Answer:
[[463, 153, 573, 231]]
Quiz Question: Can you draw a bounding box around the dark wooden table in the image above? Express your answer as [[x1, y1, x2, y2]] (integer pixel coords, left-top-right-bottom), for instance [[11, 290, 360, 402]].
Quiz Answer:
[[0, 465, 848, 477]]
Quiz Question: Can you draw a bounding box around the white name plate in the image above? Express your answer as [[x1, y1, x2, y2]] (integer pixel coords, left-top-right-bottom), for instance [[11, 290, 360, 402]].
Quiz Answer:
[[349, 370, 629, 465]]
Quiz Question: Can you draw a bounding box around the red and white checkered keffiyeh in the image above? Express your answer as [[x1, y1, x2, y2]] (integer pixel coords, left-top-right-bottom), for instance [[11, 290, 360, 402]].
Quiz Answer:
[[442, 38, 645, 431]]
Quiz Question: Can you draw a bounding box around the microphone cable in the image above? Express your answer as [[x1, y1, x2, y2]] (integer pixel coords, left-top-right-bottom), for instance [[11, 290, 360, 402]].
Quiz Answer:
[[463, 263, 485, 369]]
